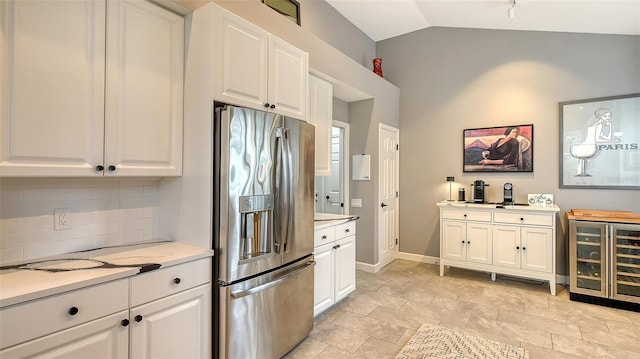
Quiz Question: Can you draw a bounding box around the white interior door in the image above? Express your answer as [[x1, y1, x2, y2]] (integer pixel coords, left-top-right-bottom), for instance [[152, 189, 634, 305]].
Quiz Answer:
[[378, 124, 399, 269]]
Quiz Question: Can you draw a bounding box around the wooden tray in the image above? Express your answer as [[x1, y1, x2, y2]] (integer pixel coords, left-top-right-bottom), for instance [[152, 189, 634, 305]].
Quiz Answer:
[[567, 209, 640, 224]]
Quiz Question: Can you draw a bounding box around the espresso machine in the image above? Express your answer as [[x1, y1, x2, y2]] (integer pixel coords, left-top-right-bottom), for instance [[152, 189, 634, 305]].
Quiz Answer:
[[471, 180, 488, 203]]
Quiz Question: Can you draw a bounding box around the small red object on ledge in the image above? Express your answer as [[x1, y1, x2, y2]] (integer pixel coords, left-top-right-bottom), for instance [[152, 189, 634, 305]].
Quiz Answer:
[[372, 58, 383, 77]]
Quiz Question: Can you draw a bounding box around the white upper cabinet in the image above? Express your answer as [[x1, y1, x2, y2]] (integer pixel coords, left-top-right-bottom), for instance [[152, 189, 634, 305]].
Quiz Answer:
[[104, 0, 184, 177], [213, 6, 308, 120], [308, 74, 333, 176], [0, 0, 183, 177]]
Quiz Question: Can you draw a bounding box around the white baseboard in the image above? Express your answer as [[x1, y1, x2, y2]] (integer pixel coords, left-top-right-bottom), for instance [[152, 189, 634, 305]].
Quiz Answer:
[[393, 252, 570, 285], [397, 252, 439, 264], [355, 261, 380, 273]]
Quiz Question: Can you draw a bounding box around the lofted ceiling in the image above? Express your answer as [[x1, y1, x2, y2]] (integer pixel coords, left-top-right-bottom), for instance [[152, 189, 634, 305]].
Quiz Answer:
[[324, 0, 640, 41]]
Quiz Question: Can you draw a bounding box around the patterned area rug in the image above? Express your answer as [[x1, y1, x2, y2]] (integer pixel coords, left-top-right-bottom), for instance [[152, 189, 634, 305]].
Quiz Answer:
[[396, 323, 530, 359]]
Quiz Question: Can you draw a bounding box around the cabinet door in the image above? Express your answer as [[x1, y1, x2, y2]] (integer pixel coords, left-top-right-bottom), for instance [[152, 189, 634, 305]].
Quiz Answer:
[[335, 235, 356, 302], [441, 220, 466, 260], [611, 224, 640, 303], [493, 225, 520, 269], [213, 7, 268, 110], [313, 242, 335, 316], [521, 227, 553, 273], [466, 223, 492, 264], [309, 74, 333, 175], [0, 0, 105, 176], [130, 284, 211, 358], [105, 0, 184, 176], [268, 35, 308, 120], [0, 311, 128, 358], [569, 221, 607, 297]]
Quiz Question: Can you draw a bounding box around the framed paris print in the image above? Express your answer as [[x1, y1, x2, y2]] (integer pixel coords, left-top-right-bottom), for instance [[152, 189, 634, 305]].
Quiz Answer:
[[559, 93, 640, 189]]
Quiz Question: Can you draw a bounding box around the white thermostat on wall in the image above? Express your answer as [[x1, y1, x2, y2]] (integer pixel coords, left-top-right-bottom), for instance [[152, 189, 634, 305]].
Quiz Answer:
[[528, 194, 554, 207]]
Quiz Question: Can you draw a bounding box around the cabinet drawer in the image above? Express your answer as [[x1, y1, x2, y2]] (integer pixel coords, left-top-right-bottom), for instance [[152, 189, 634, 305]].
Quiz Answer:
[[442, 209, 492, 222], [493, 212, 553, 226], [335, 221, 356, 239], [314, 227, 336, 247], [130, 258, 211, 307], [0, 278, 128, 349]]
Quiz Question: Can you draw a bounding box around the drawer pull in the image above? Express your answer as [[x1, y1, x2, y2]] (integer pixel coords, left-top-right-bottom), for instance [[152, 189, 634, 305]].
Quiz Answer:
[[516, 246, 520, 250], [345, 229, 350, 233], [95, 165, 104, 171], [135, 315, 143, 322], [333, 244, 341, 250], [463, 214, 467, 217], [522, 247, 526, 250], [461, 240, 465, 243], [121, 319, 130, 327], [520, 217, 524, 221], [322, 235, 327, 239], [173, 278, 181, 285], [68, 306, 79, 316]]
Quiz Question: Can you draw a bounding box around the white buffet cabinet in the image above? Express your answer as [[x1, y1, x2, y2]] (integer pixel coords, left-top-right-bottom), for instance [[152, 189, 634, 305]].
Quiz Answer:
[[438, 201, 559, 295], [313, 215, 357, 316], [0, 242, 212, 358]]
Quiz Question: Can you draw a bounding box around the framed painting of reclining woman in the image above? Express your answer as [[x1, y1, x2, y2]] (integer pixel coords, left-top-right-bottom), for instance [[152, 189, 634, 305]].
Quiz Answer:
[[463, 124, 534, 173], [560, 93, 640, 189]]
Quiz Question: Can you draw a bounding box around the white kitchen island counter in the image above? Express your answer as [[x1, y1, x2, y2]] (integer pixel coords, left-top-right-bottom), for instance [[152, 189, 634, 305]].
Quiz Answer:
[[0, 241, 213, 308]]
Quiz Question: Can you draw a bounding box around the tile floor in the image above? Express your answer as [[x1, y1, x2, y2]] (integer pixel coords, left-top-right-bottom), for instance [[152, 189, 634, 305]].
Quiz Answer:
[[285, 260, 640, 359]]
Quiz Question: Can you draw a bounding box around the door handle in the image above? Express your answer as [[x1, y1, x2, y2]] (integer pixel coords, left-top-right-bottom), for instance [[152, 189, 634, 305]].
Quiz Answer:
[[230, 261, 315, 299], [381, 202, 388, 208]]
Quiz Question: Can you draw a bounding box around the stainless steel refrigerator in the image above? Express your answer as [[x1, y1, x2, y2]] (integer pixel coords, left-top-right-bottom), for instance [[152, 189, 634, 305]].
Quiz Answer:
[[213, 102, 316, 359]]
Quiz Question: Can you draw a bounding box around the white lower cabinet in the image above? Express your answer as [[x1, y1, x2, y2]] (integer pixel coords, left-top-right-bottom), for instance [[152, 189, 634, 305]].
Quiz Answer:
[[130, 284, 211, 358], [0, 258, 211, 357], [438, 202, 559, 295], [314, 220, 356, 316], [0, 311, 129, 358]]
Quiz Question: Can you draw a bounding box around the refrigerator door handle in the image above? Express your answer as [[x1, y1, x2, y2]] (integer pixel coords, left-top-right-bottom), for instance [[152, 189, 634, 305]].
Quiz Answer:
[[274, 126, 292, 253], [230, 260, 315, 299]]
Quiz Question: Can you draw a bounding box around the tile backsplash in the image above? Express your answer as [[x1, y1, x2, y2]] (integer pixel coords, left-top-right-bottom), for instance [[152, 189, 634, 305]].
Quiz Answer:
[[0, 178, 160, 265]]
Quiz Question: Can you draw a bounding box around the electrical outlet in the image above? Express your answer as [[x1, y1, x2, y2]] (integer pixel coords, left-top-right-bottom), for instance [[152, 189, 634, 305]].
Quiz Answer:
[[351, 199, 362, 208], [54, 208, 72, 231]]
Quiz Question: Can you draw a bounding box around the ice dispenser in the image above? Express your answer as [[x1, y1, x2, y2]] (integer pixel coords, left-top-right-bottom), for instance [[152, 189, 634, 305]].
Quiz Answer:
[[239, 195, 273, 260]]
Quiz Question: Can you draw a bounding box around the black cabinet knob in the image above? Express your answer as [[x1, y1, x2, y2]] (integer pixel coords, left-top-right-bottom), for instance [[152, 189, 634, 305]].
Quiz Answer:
[[522, 247, 526, 250], [135, 315, 143, 322], [121, 319, 130, 327], [173, 278, 181, 285], [264, 103, 270, 108], [461, 240, 465, 243], [516, 246, 520, 250], [270, 104, 275, 109], [96, 165, 104, 171], [68, 306, 79, 316], [322, 235, 327, 239], [108, 165, 116, 171], [463, 214, 467, 217], [520, 217, 524, 221], [325, 195, 330, 199], [345, 229, 350, 233], [381, 203, 388, 208]]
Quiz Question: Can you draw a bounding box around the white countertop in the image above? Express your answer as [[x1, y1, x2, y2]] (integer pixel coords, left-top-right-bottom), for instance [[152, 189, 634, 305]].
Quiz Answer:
[[0, 241, 213, 308], [437, 200, 560, 213], [314, 213, 359, 229]]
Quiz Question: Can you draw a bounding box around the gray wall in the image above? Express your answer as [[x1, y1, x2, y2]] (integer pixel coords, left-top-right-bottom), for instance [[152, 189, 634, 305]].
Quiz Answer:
[[298, 0, 375, 68], [376, 27, 640, 275]]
